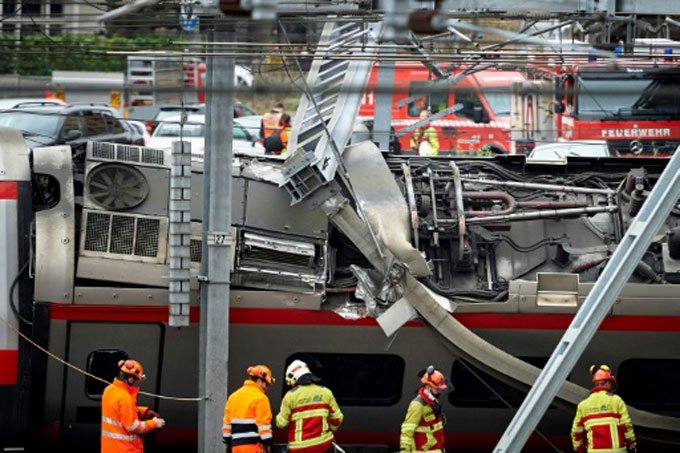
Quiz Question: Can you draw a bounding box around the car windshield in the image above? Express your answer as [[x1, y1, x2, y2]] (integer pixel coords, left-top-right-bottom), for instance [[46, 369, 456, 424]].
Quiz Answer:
[[154, 122, 204, 137], [0, 111, 60, 137], [482, 88, 511, 116], [577, 76, 652, 118]]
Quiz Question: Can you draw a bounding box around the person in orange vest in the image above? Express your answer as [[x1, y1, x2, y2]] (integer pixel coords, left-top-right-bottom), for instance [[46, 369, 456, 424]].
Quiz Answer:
[[260, 102, 285, 141], [571, 365, 637, 453], [264, 113, 292, 156], [276, 360, 343, 453], [400, 366, 447, 452], [223, 365, 275, 453], [101, 359, 165, 452]]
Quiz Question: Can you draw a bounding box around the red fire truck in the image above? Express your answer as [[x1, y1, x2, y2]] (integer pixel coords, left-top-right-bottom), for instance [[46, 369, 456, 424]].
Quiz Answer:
[[536, 60, 680, 156], [358, 62, 525, 154]]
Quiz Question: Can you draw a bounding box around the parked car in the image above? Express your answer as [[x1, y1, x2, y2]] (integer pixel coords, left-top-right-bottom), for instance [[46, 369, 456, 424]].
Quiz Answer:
[[0, 98, 67, 111], [146, 114, 264, 160], [146, 102, 258, 134], [127, 120, 152, 146], [0, 103, 142, 149], [527, 140, 617, 162]]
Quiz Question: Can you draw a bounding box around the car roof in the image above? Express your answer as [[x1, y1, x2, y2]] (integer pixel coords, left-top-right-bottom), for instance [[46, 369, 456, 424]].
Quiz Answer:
[[0, 98, 67, 109], [158, 114, 206, 124]]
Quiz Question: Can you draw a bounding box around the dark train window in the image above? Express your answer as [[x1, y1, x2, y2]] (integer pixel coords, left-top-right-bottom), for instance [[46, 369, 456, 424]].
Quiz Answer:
[[618, 359, 680, 410], [448, 357, 554, 408], [284, 353, 404, 406], [85, 349, 128, 400]]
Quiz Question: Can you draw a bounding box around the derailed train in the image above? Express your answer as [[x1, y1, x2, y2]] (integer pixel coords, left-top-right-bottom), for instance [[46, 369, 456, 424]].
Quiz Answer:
[[1, 130, 680, 451]]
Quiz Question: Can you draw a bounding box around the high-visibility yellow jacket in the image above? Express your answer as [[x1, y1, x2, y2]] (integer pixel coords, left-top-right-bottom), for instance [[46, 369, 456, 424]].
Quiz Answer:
[[571, 387, 636, 452], [101, 378, 158, 453], [400, 388, 445, 452], [223, 380, 274, 453], [411, 126, 440, 156], [276, 382, 344, 453]]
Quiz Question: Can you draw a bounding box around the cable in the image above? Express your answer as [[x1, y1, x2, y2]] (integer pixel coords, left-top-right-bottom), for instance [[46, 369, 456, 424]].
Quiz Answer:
[[0, 311, 207, 402], [9, 260, 32, 326]]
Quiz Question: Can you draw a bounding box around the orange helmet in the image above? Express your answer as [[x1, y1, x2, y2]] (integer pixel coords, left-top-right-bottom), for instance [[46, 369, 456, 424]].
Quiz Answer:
[[421, 365, 448, 390], [118, 359, 146, 381], [247, 365, 275, 385], [590, 364, 617, 386]]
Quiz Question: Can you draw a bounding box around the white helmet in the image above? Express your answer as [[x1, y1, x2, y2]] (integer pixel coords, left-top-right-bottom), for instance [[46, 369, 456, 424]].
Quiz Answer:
[[285, 359, 311, 386]]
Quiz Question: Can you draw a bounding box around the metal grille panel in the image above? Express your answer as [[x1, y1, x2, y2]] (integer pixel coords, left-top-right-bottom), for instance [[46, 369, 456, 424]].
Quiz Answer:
[[110, 216, 135, 254], [245, 247, 313, 268], [135, 217, 160, 257], [91, 142, 115, 160], [142, 148, 164, 165], [190, 239, 202, 263], [116, 145, 140, 163], [84, 212, 110, 252]]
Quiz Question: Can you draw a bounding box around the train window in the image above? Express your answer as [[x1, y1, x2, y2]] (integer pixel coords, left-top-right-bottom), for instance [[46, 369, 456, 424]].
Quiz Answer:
[[618, 359, 680, 410], [85, 349, 128, 400], [284, 353, 404, 406], [448, 357, 553, 408]]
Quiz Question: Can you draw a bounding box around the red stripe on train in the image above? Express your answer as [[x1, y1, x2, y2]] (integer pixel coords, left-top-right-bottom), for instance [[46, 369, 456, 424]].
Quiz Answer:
[[0, 181, 18, 200], [0, 350, 18, 385], [47, 304, 680, 332]]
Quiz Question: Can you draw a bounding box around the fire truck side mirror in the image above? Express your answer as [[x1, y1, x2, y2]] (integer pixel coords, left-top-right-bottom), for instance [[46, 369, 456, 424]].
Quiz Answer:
[[552, 101, 565, 114]]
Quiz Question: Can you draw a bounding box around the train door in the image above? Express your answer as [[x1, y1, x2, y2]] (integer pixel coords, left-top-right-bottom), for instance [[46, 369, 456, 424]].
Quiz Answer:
[[58, 321, 164, 447]]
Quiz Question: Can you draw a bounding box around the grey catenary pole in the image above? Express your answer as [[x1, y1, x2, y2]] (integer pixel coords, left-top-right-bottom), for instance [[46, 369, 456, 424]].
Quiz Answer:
[[198, 26, 234, 452], [494, 145, 680, 452]]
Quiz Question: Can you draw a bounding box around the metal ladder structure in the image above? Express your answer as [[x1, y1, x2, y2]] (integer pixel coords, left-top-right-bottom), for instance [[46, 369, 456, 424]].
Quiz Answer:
[[281, 20, 381, 204]]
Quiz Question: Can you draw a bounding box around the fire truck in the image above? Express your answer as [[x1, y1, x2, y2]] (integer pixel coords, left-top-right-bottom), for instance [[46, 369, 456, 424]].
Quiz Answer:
[[358, 62, 525, 154], [529, 59, 680, 156]]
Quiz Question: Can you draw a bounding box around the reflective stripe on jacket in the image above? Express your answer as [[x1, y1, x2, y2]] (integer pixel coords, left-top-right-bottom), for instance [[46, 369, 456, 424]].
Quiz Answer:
[[101, 378, 157, 453], [223, 380, 273, 453], [571, 387, 636, 452], [261, 111, 282, 138], [400, 389, 445, 452], [410, 126, 440, 156], [276, 383, 344, 453]]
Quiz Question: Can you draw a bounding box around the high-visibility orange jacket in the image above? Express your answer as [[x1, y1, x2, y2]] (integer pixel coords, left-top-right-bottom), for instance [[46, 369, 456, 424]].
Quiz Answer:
[[261, 111, 283, 138], [275, 382, 344, 453], [223, 380, 274, 453], [571, 387, 636, 452], [101, 378, 158, 453], [400, 388, 445, 452]]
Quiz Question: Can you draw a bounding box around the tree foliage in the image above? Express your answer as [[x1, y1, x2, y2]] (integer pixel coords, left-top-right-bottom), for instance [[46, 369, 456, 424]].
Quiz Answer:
[[0, 34, 184, 75]]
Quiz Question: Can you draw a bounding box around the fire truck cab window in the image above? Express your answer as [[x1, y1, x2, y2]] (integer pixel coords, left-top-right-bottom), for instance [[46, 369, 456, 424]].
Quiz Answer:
[[285, 353, 404, 406], [407, 81, 449, 117], [448, 358, 553, 408], [85, 349, 129, 400], [455, 89, 488, 123], [617, 359, 680, 410]]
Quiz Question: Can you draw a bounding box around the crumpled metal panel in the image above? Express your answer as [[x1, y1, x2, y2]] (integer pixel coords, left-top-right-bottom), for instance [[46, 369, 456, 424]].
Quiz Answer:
[[342, 141, 430, 277]]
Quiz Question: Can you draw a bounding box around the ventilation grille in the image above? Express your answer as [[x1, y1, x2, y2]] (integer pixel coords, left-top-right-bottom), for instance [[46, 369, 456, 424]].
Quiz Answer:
[[245, 247, 313, 268], [239, 232, 316, 272], [81, 210, 167, 263], [190, 239, 202, 263], [89, 142, 166, 166]]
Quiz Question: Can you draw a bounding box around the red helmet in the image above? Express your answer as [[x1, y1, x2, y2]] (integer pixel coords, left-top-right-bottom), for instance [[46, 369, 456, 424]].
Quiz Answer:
[[590, 364, 617, 386], [421, 366, 448, 390], [247, 365, 275, 385], [118, 359, 146, 381]]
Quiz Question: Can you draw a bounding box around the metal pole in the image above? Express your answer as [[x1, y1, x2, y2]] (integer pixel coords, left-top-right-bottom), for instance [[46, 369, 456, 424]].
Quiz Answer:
[[199, 25, 234, 453], [372, 58, 394, 151], [494, 145, 680, 452]]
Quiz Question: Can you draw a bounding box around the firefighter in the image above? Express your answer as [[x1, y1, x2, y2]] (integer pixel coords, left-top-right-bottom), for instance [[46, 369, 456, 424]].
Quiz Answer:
[[223, 365, 275, 453], [400, 366, 447, 452], [260, 102, 285, 140], [571, 365, 637, 453], [276, 359, 344, 453], [410, 109, 440, 157], [101, 359, 165, 453]]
